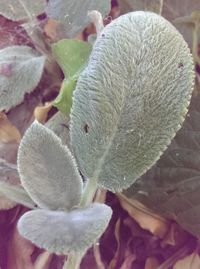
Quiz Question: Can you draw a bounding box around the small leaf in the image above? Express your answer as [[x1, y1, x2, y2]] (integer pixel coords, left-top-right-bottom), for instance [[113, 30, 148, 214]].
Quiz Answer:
[[45, 111, 70, 146], [18, 203, 112, 254], [54, 77, 77, 115], [70, 12, 194, 192], [46, 0, 111, 38], [0, 182, 36, 209], [52, 40, 92, 115], [52, 39, 92, 78], [0, 0, 46, 21], [17, 121, 83, 210], [0, 46, 45, 112]]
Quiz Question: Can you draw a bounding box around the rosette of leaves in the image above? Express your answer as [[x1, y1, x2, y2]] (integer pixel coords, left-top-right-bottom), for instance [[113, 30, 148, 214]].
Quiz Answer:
[[17, 121, 112, 255], [70, 11, 194, 193]]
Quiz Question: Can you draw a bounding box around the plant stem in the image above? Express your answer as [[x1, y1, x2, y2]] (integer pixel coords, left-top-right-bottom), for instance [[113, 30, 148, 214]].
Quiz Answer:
[[80, 178, 98, 207], [63, 253, 83, 269], [63, 179, 98, 269]]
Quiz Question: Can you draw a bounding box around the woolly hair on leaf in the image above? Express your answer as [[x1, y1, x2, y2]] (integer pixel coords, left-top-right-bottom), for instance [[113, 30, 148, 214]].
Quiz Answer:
[[18, 203, 112, 254], [0, 46, 45, 111], [70, 11, 194, 192], [17, 121, 83, 210]]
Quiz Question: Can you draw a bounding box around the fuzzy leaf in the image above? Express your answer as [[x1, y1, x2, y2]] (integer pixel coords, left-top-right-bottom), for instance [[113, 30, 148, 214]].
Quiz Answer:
[[0, 46, 45, 112], [45, 111, 70, 146], [52, 39, 92, 78], [18, 203, 112, 254], [0, 182, 36, 209], [46, 0, 111, 38], [123, 93, 200, 238], [118, 0, 163, 14], [53, 40, 92, 115], [70, 12, 194, 192], [0, 0, 46, 21], [17, 121, 83, 210]]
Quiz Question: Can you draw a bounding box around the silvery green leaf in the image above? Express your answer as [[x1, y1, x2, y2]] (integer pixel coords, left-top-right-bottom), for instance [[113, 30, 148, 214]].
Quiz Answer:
[[45, 112, 70, 147], [0, 46, 45, 112], [0, 0, 46, 21], [18, 203, 112, 254], [0, 182, 36, 209], [118, 0, 163, 14], [70, 11, 194, 192], [46, 0, 111, 38], [17, 121, 83, 210]]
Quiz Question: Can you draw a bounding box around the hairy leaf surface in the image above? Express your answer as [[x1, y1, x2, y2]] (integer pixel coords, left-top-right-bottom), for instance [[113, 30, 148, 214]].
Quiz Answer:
[[18, 121, 82, 210], [70, 12, 194, 192], [46, 0, 111, 38], [123, 93, 200, 237], [0, 0, 46, 21], [18, 203, 112, 254], [45, 112, 70, 146], [0, 182, 35, 209], [0, 46, 45, 112]]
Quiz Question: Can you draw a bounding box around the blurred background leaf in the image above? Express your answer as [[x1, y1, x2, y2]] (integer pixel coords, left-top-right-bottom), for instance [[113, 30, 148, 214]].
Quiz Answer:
[[123, 92, 200, 238], [0, 0, 46, 21], [46, 0, 111, 38]]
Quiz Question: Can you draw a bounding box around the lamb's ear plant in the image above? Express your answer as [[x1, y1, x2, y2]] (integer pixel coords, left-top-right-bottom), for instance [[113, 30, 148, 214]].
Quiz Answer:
[[16, 10, 194, 269]]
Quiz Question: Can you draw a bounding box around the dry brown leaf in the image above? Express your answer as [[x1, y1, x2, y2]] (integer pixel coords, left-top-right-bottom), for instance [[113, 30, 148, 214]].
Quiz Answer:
[[119, 254, 136, 269], [34, 102, 52, 124], [7, 225, 35, 269], [173, 252, 200, 269], [34, 251, 53, 269], [108, 219, 121, 269], [0, 112, 21, 143], [118, 194, 170, 238], [161, 222, 188, 248], [145, 257, 160, 269], [44, 19, 61, 41]]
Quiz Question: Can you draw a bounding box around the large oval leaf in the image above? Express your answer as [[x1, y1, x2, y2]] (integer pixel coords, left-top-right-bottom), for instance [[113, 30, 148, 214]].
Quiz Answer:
[[0, 0, 46, 21], [0, 46, 45, 112], [70, 11, 194, 192], [18, 203, 112, 254], [17, 121, 83, 210], [46, 0, 111, 38]]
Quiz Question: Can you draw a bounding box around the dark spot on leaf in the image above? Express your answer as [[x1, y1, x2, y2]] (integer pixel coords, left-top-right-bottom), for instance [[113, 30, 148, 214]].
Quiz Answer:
[[84, 124, 89, 133], [178, 62, 184, 68], [102, 33, 105, 37]]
